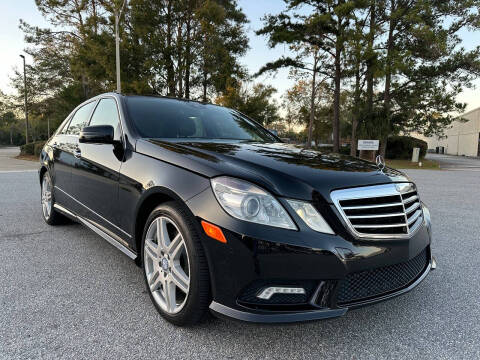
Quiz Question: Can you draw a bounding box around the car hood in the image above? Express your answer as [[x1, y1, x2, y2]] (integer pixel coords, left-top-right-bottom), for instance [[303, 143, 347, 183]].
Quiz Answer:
[[136, 139, 410, 202]]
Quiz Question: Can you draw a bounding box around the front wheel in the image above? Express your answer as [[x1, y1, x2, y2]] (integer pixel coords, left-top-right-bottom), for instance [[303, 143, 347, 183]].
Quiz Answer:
[[141, 202, 210, 326]]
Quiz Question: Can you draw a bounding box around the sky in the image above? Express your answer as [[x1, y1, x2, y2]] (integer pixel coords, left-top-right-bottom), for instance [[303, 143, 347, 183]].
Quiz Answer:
[[1, 0, 479, 113]]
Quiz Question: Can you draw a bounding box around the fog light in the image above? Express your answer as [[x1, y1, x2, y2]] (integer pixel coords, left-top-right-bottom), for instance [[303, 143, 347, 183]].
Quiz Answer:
[[256, 286, 306, 300]]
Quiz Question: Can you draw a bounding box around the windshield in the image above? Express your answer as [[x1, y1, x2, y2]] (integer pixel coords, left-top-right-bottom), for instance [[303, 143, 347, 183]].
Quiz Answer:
[[125, 96, 277, 142]]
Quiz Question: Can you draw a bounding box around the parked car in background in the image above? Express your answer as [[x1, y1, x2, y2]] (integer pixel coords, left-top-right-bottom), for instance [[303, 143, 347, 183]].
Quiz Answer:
[[39, 93, 436, 325]]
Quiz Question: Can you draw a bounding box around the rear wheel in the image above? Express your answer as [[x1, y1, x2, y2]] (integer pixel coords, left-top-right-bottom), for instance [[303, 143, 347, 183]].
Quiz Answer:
[[41, 172, 64, 225], [141, 202, 210, 326]]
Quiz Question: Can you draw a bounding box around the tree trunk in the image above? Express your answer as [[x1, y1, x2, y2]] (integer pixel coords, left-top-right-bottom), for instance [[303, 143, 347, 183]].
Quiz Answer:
[[81, 74, 88, 99], [307, 53, 318, 149], [351, 117, 358, 157], [350, 46, 361, 157], [332, 39, 341, 152], [166, 0, 176, 96], [380, 138, 388, 158], [202, 69, 208, 102], [184, 3, 192, 99], [382, 0, 395, 158], [365, 0, 376, 125], [177, 23, 183, 97]]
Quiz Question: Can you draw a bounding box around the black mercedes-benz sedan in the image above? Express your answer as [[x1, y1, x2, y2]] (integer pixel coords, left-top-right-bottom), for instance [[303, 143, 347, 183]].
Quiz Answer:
[[39, 93, 436, 325]]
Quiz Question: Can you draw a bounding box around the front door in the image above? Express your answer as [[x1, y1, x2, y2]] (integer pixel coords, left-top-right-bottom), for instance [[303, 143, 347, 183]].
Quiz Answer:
[[71, 97, 127, 240]]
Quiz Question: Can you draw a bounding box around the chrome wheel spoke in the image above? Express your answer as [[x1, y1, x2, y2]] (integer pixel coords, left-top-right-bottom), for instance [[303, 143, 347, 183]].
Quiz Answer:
[[41, 176, 52, 219], [145, 238, 159, 260], [148, 271, 162, 292], [162, 278, 177, 313], [171, 263, 189, 294], [144, 215, 191, 315], [157, 218, 169, 250], [167, 234, 183, 259]]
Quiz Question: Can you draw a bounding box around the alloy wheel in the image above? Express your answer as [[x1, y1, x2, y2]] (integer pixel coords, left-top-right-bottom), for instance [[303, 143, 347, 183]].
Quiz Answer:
[[41, 175, 52, 220], [144, 216, 191, 314]]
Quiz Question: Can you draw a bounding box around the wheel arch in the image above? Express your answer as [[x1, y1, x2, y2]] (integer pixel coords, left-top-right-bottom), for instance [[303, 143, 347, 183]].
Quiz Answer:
[[39, 165, 48, 183], [133, 187, 201, 266], [39, 146, 54, 184]]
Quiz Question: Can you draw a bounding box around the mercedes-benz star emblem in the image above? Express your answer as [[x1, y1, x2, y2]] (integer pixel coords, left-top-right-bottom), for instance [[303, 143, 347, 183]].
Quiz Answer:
[[161, 257, 169, 271], [376, 155, 386, 172]]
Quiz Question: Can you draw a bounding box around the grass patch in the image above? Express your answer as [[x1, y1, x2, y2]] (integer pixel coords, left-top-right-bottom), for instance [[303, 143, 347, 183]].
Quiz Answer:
[[386, 159, 440, 170]]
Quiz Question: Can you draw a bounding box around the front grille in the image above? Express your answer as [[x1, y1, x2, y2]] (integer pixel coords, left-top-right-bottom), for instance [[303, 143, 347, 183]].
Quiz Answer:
[[337, 248, 429, 305], [331, 183, 423, 238]]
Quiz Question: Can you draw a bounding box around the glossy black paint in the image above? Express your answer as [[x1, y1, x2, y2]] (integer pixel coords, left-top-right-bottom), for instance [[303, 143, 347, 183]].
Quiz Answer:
[[39, 93, 433, 323], [79, 125, 115, 144]]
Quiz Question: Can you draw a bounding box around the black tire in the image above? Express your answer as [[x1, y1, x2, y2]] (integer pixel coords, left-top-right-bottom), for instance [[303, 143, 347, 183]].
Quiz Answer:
[[141, 201, 211, 326], [40, 171, 65, 225]]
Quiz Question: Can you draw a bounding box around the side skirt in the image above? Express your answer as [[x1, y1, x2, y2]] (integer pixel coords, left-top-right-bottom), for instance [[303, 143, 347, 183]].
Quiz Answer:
[[53, 203, 137, 260]]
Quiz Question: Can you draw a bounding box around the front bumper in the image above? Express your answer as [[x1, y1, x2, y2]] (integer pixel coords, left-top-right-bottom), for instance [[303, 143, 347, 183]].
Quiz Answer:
[[186, 187, 435, 323], [210, 255, 435, 323]]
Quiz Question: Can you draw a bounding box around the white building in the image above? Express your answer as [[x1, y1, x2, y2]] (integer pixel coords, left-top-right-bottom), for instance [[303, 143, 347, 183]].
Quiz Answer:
[[425, 107, 480, 157]]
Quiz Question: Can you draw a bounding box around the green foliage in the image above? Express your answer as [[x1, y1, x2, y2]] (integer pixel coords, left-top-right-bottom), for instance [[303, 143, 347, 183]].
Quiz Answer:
[[6, 0, 250, 142], [34, 141, 46, 156], [4, 0, 480, 152], [385, 136, 427, 160], [262, 0, 480, 154], [256, 0, 368, 150], [215, 83, 280, 126], [0, 93, 24, 145], [20, 140, 46, 156]]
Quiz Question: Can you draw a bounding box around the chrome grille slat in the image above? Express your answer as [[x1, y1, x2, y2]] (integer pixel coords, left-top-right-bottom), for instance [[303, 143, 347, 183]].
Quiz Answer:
[[354, 223, 407, 229], [342, 202, 403, 210], [405, 202, 420, 214], [331, 183, 424, 239], [348, 212, 406, 219], [407, 210, 422, 225], [403, 195, 418, 205]]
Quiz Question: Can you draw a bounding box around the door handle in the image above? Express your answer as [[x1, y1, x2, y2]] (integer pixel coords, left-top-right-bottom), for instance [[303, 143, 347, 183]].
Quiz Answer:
[[74, 148, 81, 159]]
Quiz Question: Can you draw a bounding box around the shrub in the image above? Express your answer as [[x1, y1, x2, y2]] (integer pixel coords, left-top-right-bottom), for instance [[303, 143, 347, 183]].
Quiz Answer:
[[386, 136, 427, 160], [20, 142, 34, 155], [34, 141, 46, 156], [20, 140, 46, 156]]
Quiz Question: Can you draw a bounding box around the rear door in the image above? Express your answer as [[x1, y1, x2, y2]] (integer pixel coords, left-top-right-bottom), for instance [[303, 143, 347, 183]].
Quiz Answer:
[[70, 97, 127, 240]]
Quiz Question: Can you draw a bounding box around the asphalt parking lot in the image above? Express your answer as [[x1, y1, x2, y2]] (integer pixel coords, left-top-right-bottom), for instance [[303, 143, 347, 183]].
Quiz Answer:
[[1, 165, 479, 359]]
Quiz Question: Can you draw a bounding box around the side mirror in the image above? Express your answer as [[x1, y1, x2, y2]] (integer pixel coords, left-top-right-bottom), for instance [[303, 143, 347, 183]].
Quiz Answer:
[[79, 125, 114, 144]]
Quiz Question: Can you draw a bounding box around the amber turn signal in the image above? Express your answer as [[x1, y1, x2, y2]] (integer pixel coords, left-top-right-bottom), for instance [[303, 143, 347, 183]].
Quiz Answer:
[[201, 220, 227, 243]]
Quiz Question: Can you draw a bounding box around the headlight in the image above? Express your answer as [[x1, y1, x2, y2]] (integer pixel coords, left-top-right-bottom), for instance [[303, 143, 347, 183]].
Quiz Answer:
[[211, 177, 297, 230], [286, 200, 334, 234]]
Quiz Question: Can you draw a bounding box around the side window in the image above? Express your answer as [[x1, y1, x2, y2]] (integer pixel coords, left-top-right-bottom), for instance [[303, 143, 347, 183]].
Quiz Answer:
[[59, 117, 71, 134], [66, 101, 96, 136], [89, 98, 121, 139]]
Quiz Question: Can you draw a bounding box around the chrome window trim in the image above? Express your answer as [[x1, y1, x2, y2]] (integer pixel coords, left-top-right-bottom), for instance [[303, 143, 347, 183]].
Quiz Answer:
[[87, 95, 126, 148], [331, 183, 424, 240], [64, 100, 98, 136]]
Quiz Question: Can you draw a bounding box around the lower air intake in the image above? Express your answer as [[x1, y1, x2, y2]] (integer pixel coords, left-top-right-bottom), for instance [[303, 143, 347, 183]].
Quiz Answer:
[[337, 248, 429, 305]]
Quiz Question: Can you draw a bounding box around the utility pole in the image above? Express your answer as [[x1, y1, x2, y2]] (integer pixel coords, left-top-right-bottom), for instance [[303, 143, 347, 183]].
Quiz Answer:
[[19, 54, 28, 144], [115, 0, 127, 93]]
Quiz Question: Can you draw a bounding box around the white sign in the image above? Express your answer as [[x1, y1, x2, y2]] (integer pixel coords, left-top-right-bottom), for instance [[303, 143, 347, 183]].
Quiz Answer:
[[358, 140, 379, 151], [411, 147, 420, 162]]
